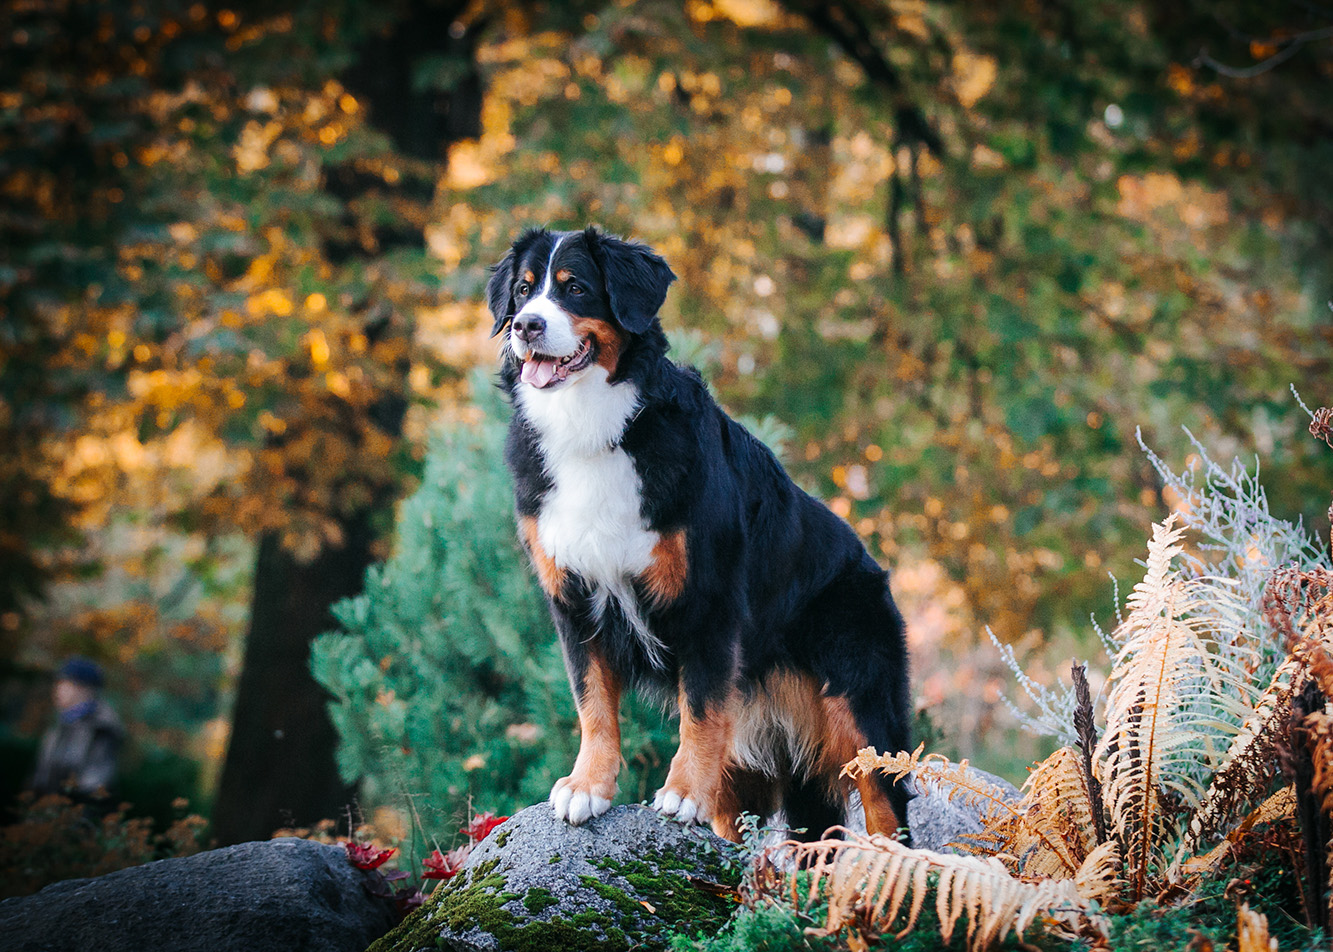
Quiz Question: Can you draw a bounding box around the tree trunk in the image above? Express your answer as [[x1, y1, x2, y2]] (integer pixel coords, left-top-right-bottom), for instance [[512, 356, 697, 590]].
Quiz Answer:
[[210, 518, 375, 843], [210, 0, 483, 845]]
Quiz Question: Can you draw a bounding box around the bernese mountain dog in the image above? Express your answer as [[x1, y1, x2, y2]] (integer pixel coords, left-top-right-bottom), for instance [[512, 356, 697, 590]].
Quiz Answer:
[[488, 226, 912, 843]]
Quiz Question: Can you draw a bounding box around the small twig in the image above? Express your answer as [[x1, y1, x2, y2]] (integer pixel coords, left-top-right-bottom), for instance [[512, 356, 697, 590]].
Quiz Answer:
[[1195, 24, 1333, 78]]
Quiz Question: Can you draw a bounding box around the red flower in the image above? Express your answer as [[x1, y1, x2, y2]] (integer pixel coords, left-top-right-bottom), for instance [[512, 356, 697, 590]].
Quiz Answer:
[[421, 845, 469, 880], [343, 841, 396, 870], [465, 811, 510, 842]]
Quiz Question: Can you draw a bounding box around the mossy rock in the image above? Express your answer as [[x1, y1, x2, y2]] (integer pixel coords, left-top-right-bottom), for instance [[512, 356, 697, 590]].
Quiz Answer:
[[371, 803, 742, 952]]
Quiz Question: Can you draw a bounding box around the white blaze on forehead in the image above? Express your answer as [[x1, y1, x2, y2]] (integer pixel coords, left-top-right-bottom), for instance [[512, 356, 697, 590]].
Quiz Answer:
[[540, 233, 569, 295], [512, 233, 579, 358]]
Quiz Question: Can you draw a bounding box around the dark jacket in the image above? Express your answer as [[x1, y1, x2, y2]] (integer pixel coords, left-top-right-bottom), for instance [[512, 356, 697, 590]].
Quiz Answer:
[[30, 699, 124, 798]]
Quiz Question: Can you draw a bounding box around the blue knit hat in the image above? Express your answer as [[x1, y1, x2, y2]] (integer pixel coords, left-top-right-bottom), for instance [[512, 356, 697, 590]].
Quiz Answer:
[[57, 656, 104, 689]]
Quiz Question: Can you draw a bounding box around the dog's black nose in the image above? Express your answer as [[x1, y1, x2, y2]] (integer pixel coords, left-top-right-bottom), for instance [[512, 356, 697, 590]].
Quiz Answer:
[[513, 314, 545, 342]]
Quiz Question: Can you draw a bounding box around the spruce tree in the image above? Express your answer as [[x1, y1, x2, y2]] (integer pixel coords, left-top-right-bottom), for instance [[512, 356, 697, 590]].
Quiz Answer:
[[310, 372, 678, 842]]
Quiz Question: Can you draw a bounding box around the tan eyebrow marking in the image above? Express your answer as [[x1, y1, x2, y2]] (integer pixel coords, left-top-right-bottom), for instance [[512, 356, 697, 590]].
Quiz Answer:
[[555, 268, 572, 283], [522, 270, 536, 284]]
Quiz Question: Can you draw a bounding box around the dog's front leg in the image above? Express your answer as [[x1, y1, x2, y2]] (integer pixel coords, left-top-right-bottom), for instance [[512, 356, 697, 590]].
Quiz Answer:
[[551, 650, 621, 825], [653, 684, 737, 828]]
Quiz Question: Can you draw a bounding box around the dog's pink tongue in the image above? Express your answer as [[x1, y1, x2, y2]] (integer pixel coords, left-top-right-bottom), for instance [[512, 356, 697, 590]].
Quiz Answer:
[[521, 358, 558, 388]]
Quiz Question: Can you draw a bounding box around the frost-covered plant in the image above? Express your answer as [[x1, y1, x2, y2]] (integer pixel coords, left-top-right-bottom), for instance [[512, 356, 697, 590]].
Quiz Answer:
[[997, 418, 1330, 744]]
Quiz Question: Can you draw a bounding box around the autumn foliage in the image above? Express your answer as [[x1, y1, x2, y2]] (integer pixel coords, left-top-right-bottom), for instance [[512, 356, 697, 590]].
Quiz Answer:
[[0, 0, 1330, 908]]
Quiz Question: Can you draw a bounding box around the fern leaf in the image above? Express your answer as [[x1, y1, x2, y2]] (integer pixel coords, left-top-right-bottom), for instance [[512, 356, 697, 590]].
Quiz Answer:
[[1074, 840, 1122, 906], [765, 833, 1101, 952], [1173, 656, 1305, 872], [1010, 747, 1101, 878], [1095, 514, 1261, 899], [847, 745, 1079, 870], [1178, 786, 1297, 883]]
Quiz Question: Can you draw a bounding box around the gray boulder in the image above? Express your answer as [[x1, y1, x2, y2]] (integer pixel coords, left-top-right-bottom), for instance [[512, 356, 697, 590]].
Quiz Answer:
[[0, 837, 397, 952], [374, 803, 741, 952], [907, 765, 1022, 853]]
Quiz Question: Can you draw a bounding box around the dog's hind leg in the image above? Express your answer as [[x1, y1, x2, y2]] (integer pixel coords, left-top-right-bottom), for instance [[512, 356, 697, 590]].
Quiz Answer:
[[798, 565, 914, 843], [711, 766, 779, 842], [813, 694, 910, 841], [783, 770, 846, 842]]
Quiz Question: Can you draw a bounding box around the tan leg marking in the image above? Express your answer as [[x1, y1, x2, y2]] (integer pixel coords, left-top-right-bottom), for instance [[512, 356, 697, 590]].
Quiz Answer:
[[820, 695, 901, 837], [571, 317, 626, 376], [710, 766, 778, 842], [655, 687, 738, 826], [519, 515, 565, 601], [552, 652, 622, 825], [641, 530, 688, 607]]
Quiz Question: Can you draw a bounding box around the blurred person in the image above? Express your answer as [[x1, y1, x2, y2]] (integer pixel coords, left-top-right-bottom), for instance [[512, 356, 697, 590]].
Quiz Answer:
[[29, 657, 123, 803]]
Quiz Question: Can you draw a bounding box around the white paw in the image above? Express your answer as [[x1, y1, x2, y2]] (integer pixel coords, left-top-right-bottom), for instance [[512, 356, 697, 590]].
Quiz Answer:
[[551, 779, 612, 825], [652, 787, 680, 814], [653, 788, 708, 824]]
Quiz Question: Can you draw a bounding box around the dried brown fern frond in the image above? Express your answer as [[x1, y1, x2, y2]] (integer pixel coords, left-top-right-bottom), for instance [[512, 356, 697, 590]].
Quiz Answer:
[[1095, 515, 1259, 900], [1307, 706, 1333, 820], [991, 746, 1097, 879], [843, 743, 929, 784], [1179, 786, 1297, 882], [1173, 656, 1306, 871], [763, 831, 1102, 952], [845, 745, 1075, 869], [1276, 570, 1333, 818], [1267, 565, 1333, 928], [1072, 840, 1122, 908], [1266, 566, 1333, 663]]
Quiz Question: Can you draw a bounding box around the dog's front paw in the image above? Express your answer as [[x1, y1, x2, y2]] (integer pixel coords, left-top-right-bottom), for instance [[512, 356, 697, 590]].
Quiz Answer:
[[652, 786, 712, 825], [551, 776, 614, 825]]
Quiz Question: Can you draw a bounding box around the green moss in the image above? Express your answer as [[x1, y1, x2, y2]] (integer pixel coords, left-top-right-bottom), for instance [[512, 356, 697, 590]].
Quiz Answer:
[[580, 874, 646, 919], [493, 827, 512, 848], [591, 857, 737, 936], [370, 823, 742, 952], [371, 859, 633, 952], [548, 853, 560, 864], [522, 887, 559, 915]]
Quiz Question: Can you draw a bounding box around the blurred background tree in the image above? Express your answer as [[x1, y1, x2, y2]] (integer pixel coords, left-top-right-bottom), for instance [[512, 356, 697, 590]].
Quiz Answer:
[[1, 0, 1328, 839]]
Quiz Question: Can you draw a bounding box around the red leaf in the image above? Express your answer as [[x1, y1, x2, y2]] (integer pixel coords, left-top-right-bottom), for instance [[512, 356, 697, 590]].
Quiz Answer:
[[421, 845, 469, 880], [395, 887, 426, 914], [465, 812, 509, 842], [343, 841, 396, 870]]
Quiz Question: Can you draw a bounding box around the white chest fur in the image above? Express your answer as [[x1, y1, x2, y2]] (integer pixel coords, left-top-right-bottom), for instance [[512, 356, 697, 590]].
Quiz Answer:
[[516, 368, 666, 665]]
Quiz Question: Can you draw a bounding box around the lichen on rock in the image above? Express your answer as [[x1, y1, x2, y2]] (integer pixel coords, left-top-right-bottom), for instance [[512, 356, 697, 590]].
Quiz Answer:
[[371, 803, 741, 952]]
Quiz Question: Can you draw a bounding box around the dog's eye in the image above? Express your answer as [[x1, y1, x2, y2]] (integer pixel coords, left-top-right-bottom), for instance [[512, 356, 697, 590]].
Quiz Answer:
[[517, 282, 531, 297], [567, 282, 583, 295]]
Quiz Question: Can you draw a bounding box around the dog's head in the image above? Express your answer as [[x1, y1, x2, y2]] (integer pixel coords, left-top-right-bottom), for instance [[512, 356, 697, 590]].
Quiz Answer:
[[487, 226, 676, 389]]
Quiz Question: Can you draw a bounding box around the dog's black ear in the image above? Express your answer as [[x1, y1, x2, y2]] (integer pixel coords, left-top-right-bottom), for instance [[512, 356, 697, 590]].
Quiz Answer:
[[589, 228, 676, 334], [486, 248, 516, 337], [486, 229, 545, 337]]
